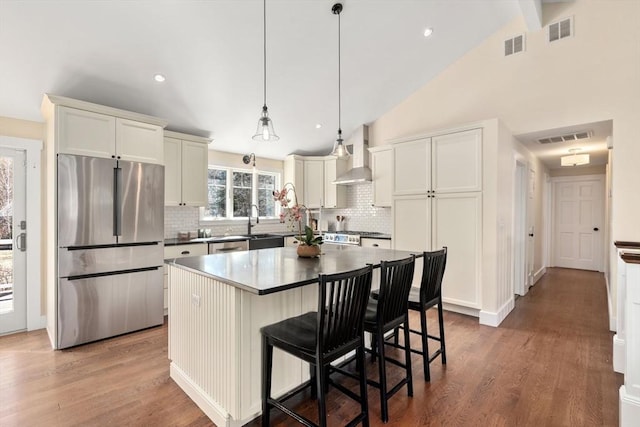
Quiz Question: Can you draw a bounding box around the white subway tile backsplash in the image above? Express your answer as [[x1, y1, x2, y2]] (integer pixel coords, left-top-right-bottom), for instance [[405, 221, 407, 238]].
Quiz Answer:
[[164, 183, 391, 239]]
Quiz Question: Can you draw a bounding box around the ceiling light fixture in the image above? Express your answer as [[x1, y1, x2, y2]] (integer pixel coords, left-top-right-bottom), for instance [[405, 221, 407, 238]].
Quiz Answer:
[[423, 27, 434, 37], [561, 148, 590, 167], [252, 0, 279, 142], [330, 3, 350, 158], [153, 74, 166, 82]]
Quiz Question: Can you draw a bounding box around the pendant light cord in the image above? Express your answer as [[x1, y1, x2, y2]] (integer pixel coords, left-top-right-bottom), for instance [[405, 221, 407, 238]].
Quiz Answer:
[[263, 0, 267, 107], [337, 8, 341, 134]]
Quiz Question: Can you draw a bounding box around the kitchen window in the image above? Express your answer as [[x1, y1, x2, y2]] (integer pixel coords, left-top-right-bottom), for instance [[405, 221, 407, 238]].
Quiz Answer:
[[202, 166, 280, 221]]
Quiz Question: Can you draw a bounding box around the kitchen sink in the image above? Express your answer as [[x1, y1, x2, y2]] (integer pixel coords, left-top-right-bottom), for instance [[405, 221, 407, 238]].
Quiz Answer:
[[247, 234, 285, 250]]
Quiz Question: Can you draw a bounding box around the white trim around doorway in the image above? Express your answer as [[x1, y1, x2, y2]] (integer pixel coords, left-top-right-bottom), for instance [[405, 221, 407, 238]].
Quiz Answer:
[[0, 136, 44, 331]]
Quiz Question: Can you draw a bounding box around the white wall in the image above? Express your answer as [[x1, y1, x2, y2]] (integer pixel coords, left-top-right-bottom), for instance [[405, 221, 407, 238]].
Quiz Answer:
[[369, 0, 639, 322]]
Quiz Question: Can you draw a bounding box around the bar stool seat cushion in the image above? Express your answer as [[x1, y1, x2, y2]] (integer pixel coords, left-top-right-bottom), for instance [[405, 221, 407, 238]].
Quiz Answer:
[[261, 312, 318, 360]]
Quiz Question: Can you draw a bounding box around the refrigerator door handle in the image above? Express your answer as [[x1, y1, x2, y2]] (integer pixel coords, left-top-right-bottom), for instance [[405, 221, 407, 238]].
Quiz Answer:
[[113, 166, 123, 237]]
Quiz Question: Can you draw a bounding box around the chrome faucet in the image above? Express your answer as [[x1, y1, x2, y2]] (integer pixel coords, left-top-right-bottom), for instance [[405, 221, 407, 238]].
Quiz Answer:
[[247, 204, 259, 235]]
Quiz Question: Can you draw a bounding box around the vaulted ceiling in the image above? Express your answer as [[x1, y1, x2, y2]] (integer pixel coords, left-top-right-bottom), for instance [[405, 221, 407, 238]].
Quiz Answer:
[[2, 1, 562, 160]]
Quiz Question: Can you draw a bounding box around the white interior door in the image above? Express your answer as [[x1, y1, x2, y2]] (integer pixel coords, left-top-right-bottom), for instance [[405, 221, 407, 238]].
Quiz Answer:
[[552, 176, 604, 271], [0, 148, 27, 334], [513, 161, 527, 296]]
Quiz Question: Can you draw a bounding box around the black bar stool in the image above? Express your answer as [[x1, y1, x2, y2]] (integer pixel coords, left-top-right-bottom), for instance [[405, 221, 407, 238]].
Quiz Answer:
[[364, 255, 416, 423], [261, 264, 374, 427], [407, 248, 447, 381]]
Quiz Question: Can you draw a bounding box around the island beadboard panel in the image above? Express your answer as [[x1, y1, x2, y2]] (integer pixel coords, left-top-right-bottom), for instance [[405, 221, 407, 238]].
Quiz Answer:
[[168, 265, 317, 427]]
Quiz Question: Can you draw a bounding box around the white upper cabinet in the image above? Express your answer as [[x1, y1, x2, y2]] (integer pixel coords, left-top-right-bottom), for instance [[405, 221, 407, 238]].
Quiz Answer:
[[323, 157, 347, 208], [164, 131, 210, 207], [393, 138, 431, 195], [115, 118, 164, 164], [56, 103, 165, 164], [432, 129, 482, 193], [57, 107, 116, 159], [284, 155, 305, 207], [370, 146, 393, 207], [304, 159, 324, 208]]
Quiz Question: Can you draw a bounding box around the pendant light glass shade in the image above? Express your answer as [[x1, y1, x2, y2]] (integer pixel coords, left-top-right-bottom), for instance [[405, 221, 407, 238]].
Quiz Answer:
[[331, 3, 350, 158], [331, 130, 350, 157], [253, 105, 279, 141], [252, 0, 279, 142]]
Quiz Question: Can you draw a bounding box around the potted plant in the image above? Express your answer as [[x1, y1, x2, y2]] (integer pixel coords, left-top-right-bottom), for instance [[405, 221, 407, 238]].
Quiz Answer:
[[273, 183, 323, 257], [295, 225, 323, 258]]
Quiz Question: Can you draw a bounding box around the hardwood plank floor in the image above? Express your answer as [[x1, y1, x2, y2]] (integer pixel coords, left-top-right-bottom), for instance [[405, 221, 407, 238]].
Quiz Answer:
[[0, 268, 622, 426]]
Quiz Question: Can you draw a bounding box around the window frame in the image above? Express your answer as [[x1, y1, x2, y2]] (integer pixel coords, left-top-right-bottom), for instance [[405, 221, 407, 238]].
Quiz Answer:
[[200, 165, 281, 222]]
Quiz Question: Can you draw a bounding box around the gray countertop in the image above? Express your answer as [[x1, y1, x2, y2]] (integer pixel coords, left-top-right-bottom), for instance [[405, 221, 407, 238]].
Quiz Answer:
[[168, 245, 419, 295], [164, 231, 390, 246]]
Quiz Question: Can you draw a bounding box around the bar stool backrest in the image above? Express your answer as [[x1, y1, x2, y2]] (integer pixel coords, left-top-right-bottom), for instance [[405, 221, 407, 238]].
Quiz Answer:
[[420, 248, 447, 305], [377, 255, 416, 328], [317, 265, 373, 358]]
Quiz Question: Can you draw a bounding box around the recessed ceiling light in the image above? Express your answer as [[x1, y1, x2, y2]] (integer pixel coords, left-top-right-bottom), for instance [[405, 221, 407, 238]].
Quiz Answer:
[[315, 124, 322, 129], [423, 27, 434, 38], [154, 74, 166, 82]]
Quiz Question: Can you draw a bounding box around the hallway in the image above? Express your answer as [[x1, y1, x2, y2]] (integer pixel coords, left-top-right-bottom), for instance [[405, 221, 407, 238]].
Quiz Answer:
[[0, 268, 623, 426]]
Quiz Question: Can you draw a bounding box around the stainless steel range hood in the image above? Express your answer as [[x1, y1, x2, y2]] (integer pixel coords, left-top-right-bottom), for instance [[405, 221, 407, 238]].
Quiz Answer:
[[333, 125, 372, 185]]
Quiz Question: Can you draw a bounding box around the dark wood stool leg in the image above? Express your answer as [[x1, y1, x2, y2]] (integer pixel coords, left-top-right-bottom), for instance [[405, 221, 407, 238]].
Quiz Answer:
[[403, 314, 413, 396], [316, 362, 327, 427], [261, 335, 273, 426], [377, 329, 389, 423], [438, 301, 447, 364], [357, 345, 370, 427], [310, 363, 317, 399], [420, 306, 431, 381], [371, 333, 378, 363]]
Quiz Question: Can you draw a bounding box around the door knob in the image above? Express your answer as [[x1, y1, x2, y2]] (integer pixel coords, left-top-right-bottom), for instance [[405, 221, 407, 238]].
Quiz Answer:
[[593, 227, 599, 231], [529, 233, 534, 237]]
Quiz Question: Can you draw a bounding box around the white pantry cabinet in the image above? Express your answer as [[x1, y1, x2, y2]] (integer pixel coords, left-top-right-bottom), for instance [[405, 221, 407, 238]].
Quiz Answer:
[[164, 131, 210, 207], [57, 105, 164, 164], [392, 127, 483, 311], [369, 146, 393, 207]]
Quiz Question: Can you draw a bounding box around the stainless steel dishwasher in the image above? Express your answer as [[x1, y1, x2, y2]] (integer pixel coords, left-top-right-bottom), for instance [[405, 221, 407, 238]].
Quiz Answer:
[[208, 240, 249, 254]]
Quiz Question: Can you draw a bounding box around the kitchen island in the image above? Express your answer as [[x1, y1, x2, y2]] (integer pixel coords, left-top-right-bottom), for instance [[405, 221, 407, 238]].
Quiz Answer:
[[167, 245, 418, 427]]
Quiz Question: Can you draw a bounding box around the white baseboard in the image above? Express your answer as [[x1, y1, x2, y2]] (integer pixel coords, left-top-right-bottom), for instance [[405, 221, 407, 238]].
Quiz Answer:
[[620, 386, 640, 426], [532, 267, 546, 285], [605, 273, 617, 332], [27, 315, 47, 332], [479, 298, 515, 327], [613, 335, 625, 374], [170, 363, 256, 427], [442, 302, 480, 318]]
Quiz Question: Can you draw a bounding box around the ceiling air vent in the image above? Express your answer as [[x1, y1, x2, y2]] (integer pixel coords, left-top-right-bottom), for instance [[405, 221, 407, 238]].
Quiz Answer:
[[537, 130, 592, 144], [548, 17, 573, 43], [504, 34, 525, 56]]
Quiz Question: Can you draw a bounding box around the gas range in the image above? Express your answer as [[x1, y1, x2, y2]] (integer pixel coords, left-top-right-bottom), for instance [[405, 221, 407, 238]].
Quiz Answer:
[[322, 231, 386, 246]]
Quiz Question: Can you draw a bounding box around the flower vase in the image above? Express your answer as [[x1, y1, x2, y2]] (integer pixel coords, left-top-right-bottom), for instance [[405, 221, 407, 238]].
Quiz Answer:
[[297, 244, 321, 258]]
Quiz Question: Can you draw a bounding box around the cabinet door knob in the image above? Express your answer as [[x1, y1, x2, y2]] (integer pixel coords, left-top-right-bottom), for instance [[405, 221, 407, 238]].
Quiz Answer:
[[181, 251, 190, 255], [593, 227, 599, 231], [372, 244, 379, 247]]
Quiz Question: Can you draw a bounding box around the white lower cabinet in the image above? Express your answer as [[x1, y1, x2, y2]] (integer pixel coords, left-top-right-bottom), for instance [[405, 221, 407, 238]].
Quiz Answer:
[[285, 236, 300, 247], [393, 192, 482, 309], [163, 243, 208, 311], [360, 238, 391, 249]]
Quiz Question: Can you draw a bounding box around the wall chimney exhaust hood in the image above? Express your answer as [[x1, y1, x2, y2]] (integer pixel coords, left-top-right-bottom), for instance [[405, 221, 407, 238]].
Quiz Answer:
[[333, 125, 372, 184]]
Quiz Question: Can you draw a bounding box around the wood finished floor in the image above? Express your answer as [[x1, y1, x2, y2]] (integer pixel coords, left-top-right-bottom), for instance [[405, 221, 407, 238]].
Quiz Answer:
[[0, 268, 623, 426]]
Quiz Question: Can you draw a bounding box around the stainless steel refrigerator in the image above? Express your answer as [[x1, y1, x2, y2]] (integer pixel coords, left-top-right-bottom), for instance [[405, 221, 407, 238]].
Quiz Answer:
[[57, 154, 164, 349]]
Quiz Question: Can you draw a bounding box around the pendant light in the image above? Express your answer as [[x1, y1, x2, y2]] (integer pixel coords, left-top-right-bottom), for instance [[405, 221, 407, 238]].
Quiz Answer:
[[330, 3, 350, 158], [253, 0, 279, 141]]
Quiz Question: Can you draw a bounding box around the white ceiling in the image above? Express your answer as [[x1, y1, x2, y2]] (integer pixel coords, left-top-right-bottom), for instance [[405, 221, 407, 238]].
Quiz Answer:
[[0, 0, 527, 160], [2, 0, 584, 167]]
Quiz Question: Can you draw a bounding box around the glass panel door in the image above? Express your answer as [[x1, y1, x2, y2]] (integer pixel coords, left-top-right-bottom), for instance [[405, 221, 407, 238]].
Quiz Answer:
[[0, 148, 26, 334]]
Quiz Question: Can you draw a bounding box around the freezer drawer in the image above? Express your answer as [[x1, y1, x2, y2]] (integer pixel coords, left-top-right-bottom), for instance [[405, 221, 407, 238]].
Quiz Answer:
[[58, 243, 162, 277], [57, 267, 163, 349]]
